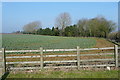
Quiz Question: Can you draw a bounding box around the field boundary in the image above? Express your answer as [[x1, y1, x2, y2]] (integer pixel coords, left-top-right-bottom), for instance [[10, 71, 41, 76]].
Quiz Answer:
[[0, 45, 119, 71]]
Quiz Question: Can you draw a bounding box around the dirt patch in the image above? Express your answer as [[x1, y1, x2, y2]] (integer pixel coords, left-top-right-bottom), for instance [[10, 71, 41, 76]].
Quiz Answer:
[[6, 55, 113, 62], [94, 38, 114, 48]]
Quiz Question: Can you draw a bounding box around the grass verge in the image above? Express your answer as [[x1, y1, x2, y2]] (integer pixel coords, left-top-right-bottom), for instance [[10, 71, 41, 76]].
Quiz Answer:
[[7, 70, 118, 78]]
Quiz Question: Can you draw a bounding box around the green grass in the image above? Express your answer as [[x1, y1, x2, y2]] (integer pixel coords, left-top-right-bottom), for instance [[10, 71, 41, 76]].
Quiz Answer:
[[2, 34, 96, 50], [7, 70, 118, 78]]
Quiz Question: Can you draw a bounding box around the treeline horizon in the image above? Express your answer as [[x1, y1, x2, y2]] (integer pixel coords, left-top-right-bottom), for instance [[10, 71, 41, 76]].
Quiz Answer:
[[13, 12, 119, 42], [14, 26, 120, 42], [16, 17, 117, 37]]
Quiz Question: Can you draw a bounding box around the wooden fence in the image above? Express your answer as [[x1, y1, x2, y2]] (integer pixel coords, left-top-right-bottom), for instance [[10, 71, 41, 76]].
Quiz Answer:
[[0, 48, 6, 79], [0, 45, 119, 71]]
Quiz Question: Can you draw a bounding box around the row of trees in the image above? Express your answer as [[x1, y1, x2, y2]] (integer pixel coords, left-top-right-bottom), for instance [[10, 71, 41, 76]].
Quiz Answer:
[[77, 17, 116, 38], [21, 12, 116, 38]]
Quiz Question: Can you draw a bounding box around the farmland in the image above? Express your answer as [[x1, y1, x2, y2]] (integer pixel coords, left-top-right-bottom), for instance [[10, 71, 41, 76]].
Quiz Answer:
[[3, 34, 115, 66], [1, 34, 118, 79], [2, 34, 115, 63], [2, 34, 114, 50], [2, 34, 96, 50]]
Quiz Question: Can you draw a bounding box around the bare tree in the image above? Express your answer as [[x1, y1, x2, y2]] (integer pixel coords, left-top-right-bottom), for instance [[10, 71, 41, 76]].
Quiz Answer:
[[55, 12, 71, 36], [77, 18, 89, 37], [23, 21, 42, 33]]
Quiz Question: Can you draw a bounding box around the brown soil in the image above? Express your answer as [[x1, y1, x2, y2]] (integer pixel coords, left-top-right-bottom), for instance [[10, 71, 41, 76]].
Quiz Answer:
[[6, 55, 113, 62], [94, 38, 114, 48]]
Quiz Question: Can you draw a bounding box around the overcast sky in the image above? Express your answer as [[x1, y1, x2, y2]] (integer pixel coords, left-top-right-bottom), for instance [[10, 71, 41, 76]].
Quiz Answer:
[[2, 2, 118, 33]]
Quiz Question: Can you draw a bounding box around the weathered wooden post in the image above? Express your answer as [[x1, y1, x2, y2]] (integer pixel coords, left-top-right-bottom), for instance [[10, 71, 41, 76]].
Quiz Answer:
[[114, 45, 118, 68], [2, 48, 6, 74], [40, 47, 43, 70], [77, 46, 80, 70], [0, 49, 2, 77]]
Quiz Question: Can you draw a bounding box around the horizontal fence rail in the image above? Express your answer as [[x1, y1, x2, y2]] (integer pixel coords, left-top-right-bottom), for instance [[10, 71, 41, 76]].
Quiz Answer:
[[6, 58, 115, 64], [9, 64, 116, 70], [6, 53, 114, 59], [3, 47, 120, 53], [80, 58, 115, 62]]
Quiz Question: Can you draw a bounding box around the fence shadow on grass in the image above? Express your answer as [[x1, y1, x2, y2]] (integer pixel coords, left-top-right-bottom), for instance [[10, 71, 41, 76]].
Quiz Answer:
[[1, 72, 9, 80]]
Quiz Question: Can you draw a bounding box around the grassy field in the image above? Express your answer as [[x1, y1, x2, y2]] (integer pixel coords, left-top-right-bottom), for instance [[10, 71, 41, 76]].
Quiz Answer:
[[2, 34, 114, 50], [2, 34, 97, 50], [3, 34, 117, 79], [7, 70, 119, 78]]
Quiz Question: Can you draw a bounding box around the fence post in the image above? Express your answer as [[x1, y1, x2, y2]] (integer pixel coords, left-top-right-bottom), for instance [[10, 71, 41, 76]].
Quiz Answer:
[[114, 45, 118, 68], [0, 49, 2, 77], [40, 47, 43, 70], [77, 46, 80, 70], [2, 48, 6, 74]]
